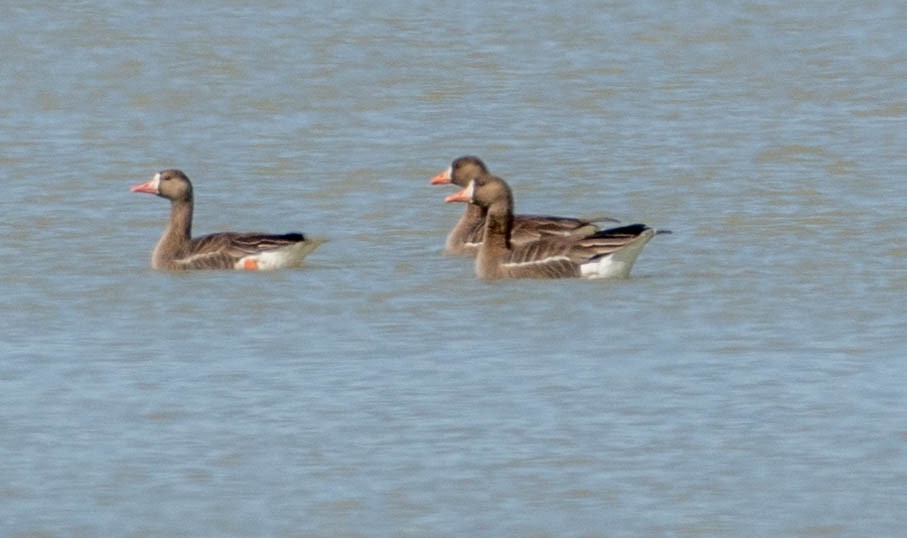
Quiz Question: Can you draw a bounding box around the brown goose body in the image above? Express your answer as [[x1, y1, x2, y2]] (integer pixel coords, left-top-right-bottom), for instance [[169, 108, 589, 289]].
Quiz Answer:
[[431, 156, 615, 255], [445, 175, 662, 280], [131, 169, 323, 271]]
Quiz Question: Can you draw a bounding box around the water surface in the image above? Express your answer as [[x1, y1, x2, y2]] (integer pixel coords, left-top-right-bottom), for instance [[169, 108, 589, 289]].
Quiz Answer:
[[2, 1, 906, 535]]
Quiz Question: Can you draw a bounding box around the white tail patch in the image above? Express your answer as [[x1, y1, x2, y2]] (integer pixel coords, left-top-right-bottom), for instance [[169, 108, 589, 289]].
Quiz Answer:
[[234, 239, 325, 271], [579, 229, 655, 279]]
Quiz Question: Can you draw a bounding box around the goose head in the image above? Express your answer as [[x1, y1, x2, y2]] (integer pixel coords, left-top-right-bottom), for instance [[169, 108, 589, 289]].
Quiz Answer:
[[131, 169, 193, 202], [430, 155, 490, 186], [444, 173, 513, 211]]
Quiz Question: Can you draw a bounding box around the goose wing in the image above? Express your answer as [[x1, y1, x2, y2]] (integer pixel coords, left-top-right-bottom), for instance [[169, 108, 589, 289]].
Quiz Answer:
[[511, 214, 619, 244], [175, 232, 307, 269], [498, 224, 654, 279], [500, 237, 581, 278]]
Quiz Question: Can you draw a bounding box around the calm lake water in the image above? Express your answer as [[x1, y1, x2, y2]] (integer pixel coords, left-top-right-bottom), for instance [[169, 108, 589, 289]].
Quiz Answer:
[[2, 1, 906, 535]]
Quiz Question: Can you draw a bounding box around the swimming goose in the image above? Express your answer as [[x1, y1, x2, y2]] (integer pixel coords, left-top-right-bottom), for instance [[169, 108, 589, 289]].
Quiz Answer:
[[130, 169, 324, 271], [430, 155, 617, 255], [444, 174, 664, 280]]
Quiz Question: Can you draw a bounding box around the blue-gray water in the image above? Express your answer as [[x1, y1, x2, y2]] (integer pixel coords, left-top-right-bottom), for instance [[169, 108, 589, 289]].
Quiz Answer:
[[2, 1, 906, 535]]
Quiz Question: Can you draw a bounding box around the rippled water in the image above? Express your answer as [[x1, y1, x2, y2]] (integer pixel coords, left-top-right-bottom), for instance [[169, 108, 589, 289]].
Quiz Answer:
[[2, 1, 906, 535]]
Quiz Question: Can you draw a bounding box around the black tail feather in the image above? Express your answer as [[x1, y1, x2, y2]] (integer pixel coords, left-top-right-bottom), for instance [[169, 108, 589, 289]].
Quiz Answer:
[[590, 223, 651, 238]]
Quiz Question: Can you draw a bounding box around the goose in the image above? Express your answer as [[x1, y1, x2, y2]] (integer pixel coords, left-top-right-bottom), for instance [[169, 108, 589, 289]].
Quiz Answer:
[[430, 156, 617, 255], [444, 174, 665, 280], [130, 169, 324, 271]]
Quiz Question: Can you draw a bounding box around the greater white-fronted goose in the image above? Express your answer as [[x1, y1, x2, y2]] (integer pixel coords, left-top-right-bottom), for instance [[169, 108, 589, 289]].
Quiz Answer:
[[430, 156, 617, 255], [444, 174, 665, 280], [131, 169, 324, 271]]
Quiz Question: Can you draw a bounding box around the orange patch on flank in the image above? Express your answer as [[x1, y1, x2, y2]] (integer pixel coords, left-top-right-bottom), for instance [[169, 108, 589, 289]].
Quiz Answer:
[[243, 259, 259, 270]]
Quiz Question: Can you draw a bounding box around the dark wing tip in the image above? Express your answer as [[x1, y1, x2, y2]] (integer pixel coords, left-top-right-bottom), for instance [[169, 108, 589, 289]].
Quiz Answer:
[[591, 223, 651, 238], [279, 232, 306, 242]]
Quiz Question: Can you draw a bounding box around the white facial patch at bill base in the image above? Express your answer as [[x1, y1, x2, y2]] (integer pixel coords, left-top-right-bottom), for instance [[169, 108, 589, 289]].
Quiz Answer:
[[464, 179, 475, 202]]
